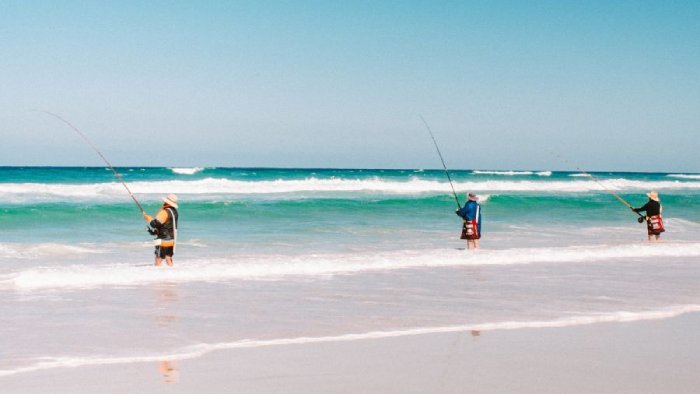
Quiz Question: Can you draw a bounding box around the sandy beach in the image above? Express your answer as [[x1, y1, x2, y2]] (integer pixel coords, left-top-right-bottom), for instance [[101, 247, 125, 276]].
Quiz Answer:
[[4, 312, 700, 393]]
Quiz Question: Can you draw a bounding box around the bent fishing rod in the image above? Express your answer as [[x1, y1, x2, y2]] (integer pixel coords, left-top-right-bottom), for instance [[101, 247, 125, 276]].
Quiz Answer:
[[420, 116, 461, 209], [38, 110, 146, 216], [550, 150, 645, 222]]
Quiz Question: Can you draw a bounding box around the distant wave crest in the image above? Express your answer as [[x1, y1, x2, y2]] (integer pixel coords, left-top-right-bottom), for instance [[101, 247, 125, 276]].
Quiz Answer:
[[170, 167, 204, 175], [472, 170, 551, 176], [1, 177, 699, 203], [668, 174, 700, 180]]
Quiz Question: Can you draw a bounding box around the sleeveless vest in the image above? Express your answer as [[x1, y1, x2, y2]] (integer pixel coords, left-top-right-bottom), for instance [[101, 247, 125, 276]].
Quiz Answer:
[[157, 208, 179, 241]]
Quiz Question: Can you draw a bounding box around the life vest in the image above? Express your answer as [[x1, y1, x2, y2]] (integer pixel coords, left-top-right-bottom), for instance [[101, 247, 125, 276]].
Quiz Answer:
[[152, 208, 179, 248], [646, 215, 665, 235]]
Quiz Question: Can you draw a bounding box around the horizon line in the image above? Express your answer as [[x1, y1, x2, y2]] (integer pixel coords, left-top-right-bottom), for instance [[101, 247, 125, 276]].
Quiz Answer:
[[0, 165, 696, 175]]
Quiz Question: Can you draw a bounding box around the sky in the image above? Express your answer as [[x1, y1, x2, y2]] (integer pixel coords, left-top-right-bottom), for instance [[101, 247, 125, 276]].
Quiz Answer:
[[0, 1, 698, 171]]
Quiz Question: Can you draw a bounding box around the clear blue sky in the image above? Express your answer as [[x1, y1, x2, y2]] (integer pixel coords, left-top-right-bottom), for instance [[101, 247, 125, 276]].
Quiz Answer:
[[1, 1, 698, 171]]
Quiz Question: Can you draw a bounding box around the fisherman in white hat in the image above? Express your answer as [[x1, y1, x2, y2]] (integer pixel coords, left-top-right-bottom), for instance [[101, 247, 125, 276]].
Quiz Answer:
[[144, 194, 179, 266], [632, 191, 664, 241], [455, 193, 482, 249]]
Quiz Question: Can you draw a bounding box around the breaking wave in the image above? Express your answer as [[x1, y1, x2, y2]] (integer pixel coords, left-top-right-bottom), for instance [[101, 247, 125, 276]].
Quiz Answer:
[[1, 177, 700, 203], [668, 174, 700, 180], [472, 170, 551, 176], [170, 167, 204, 175]]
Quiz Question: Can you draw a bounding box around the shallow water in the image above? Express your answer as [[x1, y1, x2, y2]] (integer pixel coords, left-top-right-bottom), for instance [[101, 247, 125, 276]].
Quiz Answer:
[[1, 167, 700, 377]]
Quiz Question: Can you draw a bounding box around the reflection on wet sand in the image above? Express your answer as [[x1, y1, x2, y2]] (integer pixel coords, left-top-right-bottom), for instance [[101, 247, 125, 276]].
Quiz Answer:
[[154, 283, 180, 384], [159, 360, 179, 383]]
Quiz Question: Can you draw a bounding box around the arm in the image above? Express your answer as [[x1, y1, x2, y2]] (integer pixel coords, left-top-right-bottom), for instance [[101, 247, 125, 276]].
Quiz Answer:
[[455, 205, 466, 219], [633, 201, 651, 213], [146, 210, 169, 229]]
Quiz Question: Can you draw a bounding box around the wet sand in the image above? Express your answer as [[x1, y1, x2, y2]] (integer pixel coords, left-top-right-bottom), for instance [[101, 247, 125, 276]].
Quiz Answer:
[[5, 312, 700, 393]]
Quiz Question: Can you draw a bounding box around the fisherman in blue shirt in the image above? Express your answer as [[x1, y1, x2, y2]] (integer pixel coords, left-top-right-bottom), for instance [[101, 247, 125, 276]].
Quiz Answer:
[[455, 193, 481, 250]]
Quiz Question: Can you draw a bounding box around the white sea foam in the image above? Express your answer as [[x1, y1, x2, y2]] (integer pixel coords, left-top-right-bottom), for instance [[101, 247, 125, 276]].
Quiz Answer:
[[0, 243, 102, 259], [472, 170, 534, 175], [472, 170, 551, 177], [170, 167, 204, 175], [2, 304, 698, 378], [7, 242, 700, 290], [664, 218, 700, 229], [569, 173, 591, 177], [1, 177, 699, 203], [668, 174, 700, 180]]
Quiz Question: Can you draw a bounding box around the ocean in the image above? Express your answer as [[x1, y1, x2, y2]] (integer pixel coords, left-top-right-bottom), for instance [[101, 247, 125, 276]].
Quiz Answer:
[[2, 167, 700, 377]]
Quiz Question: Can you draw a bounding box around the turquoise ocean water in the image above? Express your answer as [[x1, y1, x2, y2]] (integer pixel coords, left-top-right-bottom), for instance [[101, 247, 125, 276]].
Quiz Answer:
[[2, 166, 700, 378]]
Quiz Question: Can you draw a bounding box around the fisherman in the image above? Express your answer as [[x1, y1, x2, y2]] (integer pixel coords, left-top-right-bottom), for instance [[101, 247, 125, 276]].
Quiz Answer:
[[144, 194, 179, 266], [456, 193, 481, 249], [632, 191, 664, 241]]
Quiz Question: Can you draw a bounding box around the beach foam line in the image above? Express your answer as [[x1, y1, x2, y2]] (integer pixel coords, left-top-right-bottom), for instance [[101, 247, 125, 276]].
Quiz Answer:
[[2, 304, 699, 378], [7, 242, 700, 290], [2, 177, 700, 203]]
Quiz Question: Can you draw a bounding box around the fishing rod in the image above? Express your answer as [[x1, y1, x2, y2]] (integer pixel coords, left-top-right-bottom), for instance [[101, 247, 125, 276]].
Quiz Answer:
[[575, 168, 646, 223], [420, 116, 461, 209], [550, 150, 645, 222], [38, 110, 146, 216]]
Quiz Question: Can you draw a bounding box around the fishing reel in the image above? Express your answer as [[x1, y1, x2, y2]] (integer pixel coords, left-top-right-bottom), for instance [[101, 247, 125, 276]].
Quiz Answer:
[[637, 216, 646, 224], [146, 226, 158, 236]]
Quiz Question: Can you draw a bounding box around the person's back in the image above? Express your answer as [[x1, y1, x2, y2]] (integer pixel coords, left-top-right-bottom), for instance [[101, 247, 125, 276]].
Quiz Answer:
[[456, 193, 481, 249], [632, 191, 664, 241], [637, 200, 661, 216]]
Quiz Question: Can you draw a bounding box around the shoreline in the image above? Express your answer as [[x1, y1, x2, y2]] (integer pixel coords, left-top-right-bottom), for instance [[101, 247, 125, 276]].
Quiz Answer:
[[4, 311, 700, 393]]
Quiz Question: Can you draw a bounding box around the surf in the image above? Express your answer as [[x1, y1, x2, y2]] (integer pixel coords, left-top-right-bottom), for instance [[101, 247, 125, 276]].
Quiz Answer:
[[2, 177, 700, 203], [170, 167, 205, 175], [7, 242, 700, 290]]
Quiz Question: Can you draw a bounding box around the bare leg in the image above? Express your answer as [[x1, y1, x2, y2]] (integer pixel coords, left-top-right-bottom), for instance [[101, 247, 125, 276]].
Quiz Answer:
[[467, 240, 475, 250], [474, 239, 480, 249], [155, 256, 163, 266], [165, 256, 174, 267]]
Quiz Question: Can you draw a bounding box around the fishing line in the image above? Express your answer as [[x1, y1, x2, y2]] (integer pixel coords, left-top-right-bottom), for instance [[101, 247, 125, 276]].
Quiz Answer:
[[420, 116, 461, 209], [549, 150, 644, 221], [37, 110, 146, 215]]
